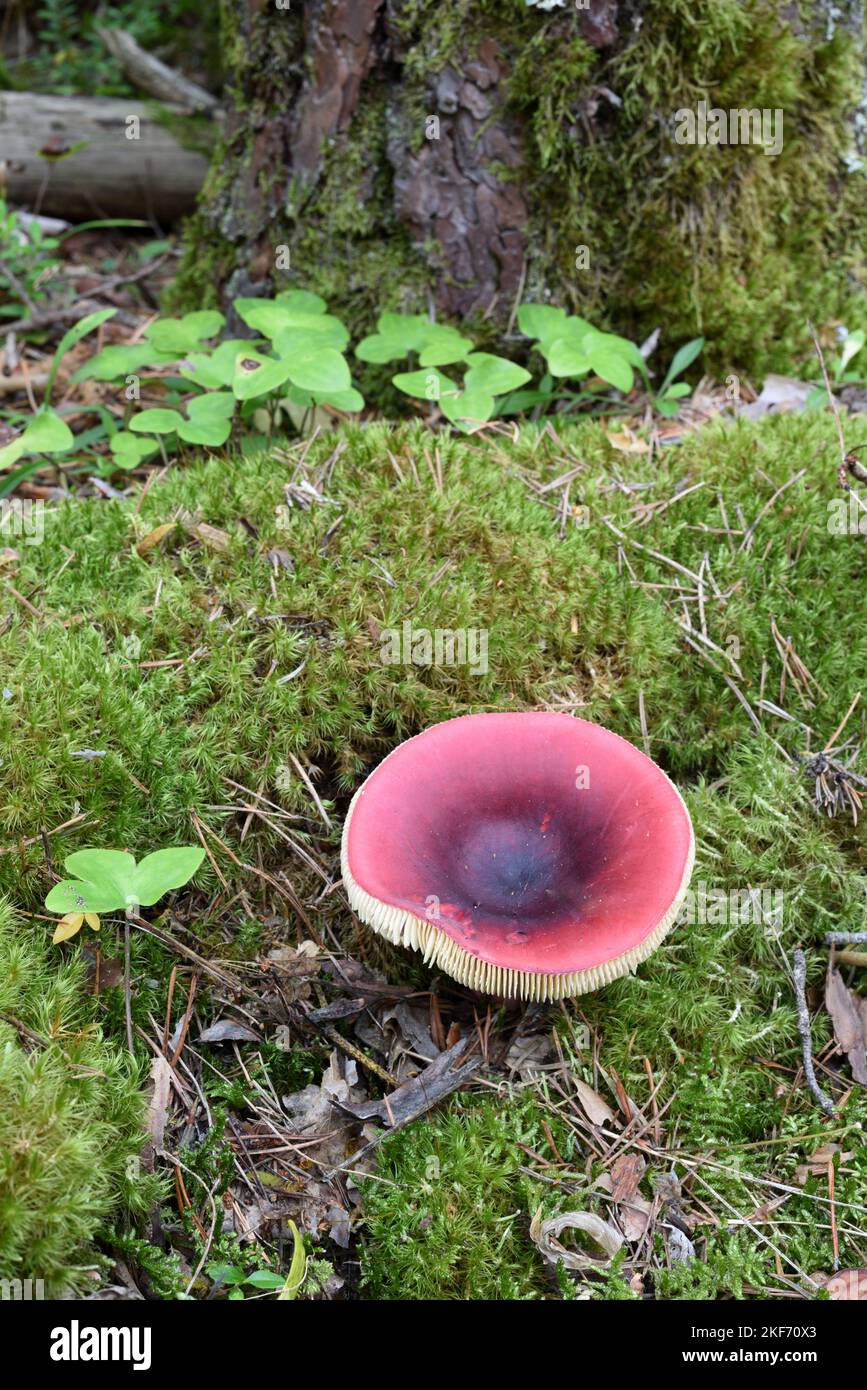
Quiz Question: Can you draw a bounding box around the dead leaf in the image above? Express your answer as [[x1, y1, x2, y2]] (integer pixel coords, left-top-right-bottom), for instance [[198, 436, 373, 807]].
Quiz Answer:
[[609, 1152, 646, 1203], [198, 1018, 261, 1044], [338, 1037, 481, 1128], [573, 1078, 617, 1127], [618, 1195, 653, 1243], [135, 522, 175, 557], [529, 1207, 623, 1270], [794, 1142, 854, 1184], [606, 429, 650, 454], [188, 522, 230, 552], [146, 1054, 173, 1156], [667, 1226, 696, 1263], [505, 1033, 555, 1078], [825, 966, 867, 1085], [822, 1268, 867, 1300]]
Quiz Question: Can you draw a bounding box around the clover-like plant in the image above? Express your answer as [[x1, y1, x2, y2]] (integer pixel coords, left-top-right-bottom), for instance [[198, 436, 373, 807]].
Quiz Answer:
[[0, 407, 75, 473], [45, 847, 206, 937], [518, 303, 645, 396], [356, 312, 530, 431], [231, 290, 363, 417]]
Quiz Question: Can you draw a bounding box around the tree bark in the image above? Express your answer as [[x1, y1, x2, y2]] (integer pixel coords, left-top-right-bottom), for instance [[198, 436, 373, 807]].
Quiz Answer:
[[0, 92, 209, 223], [177, 1, 867, 375]]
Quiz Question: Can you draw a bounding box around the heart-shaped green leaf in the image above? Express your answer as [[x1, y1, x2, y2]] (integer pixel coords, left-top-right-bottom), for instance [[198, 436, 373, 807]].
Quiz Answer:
[[45, 878, 128, 914], [187, 391, 236, 422], [517, 303, 567, 342], [232, 351, 296, 401], [544, 337, 593, 378], [177, 418, 232, 446], [132, 847, 206, 905], [0, 410, 76, 470], [129, 408, 183, 435], [145, 311, 224, 355], [285, 347, 351, 394], [417, 326, 474, 367], [180, 340, 258, 390], [110, 432, 159, 468], [311, 386, 364, 413], [236, 299, 348, 349], [463, 353, 531, 396], [392, 367, 458, 401], [274, 289, 328, 314], [439, 385, 496, 429], [72, 342, 177, 384], [355, 314, 431, 363], [587, 345, 634, 393]]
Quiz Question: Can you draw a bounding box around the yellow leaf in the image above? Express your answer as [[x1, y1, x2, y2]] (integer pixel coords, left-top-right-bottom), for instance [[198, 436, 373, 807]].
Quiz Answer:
[[84, 913, 101, 932], [277, 1220, 306, 1300], [53, 913, 84, 943], [606, 429, 650, 455], [136, 523, 176, 558]]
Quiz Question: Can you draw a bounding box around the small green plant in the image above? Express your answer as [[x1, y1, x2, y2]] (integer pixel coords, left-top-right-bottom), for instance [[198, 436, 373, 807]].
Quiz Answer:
[[70, 292, 363, 470], [356, 313, 530, 431], [807, 328, 865, 408], [0, 200, 65, 318], [207, 1220, 308, 1299], [0, 409, 74, 473], [0, 310, 120, 493], [44, 846, 206, 924], [651, 336, 705, 417], [518, 302, 644, 396], [517, 304, 703, 418]]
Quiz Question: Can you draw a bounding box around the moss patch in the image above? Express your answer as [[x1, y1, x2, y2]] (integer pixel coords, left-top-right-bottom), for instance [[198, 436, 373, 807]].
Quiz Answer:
[[0, 900, 156, 1294], [2, 412, 866, 1295]]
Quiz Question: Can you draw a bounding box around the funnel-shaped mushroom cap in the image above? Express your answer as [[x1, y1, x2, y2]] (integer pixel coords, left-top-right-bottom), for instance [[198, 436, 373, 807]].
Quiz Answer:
[[341, 712, 695, 1001]]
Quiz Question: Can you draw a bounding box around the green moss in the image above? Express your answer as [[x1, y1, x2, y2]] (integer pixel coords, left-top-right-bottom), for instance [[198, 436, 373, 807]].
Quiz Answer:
[[360, 1094, 555, 1300], [4, 412, 867, 1295], [509, 0, 867, 374], [150, 103, 214, 159], [0, 899, 157, 1294]]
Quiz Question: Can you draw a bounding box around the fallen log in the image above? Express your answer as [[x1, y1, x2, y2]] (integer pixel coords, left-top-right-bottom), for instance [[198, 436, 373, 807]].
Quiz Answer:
[[0, 91, 209, 223]]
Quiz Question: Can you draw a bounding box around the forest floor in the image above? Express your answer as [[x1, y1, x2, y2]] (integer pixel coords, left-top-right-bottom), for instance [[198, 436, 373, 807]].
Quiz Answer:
[[1, 411, 866, 1300]]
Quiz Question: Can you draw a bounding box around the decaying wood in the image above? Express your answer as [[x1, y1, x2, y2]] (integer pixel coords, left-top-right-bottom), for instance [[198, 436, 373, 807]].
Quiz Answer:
[[97, 28, 219, 112], [0, 92, 209, 222]]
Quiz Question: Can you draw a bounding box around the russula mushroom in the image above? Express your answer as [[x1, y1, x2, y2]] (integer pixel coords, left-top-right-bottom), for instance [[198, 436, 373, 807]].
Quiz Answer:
[[341, 712, 694, 1001]]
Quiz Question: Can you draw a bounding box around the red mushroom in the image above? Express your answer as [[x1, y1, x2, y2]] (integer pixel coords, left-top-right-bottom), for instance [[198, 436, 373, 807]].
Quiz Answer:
[[341, 712, 694, 1000]]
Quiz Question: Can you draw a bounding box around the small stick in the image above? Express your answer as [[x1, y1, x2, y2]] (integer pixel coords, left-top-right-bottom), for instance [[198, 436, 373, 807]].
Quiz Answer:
[[792, 949, 835, 1116], [824, 691, 862, 753], [638, 689, 650, 758], [828, 1157, 839, 1270], [834, 950, 867, 968], [123, 918, 134, 1053], [824, 931, 867, 946]]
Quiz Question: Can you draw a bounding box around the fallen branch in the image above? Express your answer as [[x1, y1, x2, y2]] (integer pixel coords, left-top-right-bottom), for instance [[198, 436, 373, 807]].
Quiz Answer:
[[97, 28, 219, 113]]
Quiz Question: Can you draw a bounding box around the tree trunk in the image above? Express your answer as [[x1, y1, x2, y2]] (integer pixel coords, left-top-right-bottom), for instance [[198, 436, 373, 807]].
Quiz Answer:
[[0, 92, 209, 223], [176, 1, 867, 375]]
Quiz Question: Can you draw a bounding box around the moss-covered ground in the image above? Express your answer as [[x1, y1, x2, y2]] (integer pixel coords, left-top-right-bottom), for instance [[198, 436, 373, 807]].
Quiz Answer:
[[1, 412, 866, 1297]]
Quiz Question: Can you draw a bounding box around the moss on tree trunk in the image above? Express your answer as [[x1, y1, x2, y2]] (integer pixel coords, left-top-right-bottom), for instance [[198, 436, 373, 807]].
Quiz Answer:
[[174, 0, 867, 375]]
